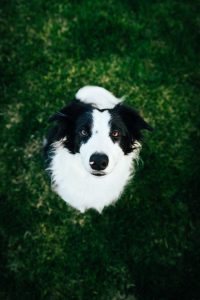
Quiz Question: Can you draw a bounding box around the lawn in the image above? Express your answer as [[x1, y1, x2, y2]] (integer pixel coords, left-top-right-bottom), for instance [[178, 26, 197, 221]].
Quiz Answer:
[[0, 0, 199, 299]]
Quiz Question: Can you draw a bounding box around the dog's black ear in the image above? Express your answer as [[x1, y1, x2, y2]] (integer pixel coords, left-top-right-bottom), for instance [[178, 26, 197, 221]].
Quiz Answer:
[[48, 100, 89, 123], [48, 111, 68, 122], [117, 104, 153, 140], [134, 113, 153, 132]]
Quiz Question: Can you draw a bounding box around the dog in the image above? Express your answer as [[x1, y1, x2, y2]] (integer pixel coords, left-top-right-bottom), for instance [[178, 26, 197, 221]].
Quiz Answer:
[[44, 86, 152, 213]]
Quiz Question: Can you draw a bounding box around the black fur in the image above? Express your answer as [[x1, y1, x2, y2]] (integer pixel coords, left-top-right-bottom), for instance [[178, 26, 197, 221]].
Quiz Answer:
[[110, 104, 153, 154], [45, 101, 152, 160], [44, 100, 93, 156]]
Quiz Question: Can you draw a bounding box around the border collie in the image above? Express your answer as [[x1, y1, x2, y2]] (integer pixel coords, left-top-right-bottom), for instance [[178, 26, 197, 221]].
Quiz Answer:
[[44, 86, 152, 213]]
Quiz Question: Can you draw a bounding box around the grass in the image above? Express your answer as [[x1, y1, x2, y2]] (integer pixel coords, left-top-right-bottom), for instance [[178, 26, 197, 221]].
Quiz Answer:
[[0, 0, 200, 299]]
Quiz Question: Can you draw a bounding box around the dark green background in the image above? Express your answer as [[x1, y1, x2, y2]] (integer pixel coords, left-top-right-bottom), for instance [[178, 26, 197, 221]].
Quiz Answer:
[[0, 0, 199, 299]]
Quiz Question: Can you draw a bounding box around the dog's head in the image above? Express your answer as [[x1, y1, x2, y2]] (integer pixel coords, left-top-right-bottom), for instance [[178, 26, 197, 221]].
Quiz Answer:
[[47, 86, 152, 177]]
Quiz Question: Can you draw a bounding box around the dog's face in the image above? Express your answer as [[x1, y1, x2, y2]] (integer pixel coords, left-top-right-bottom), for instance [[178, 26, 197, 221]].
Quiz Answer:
[[77, 108, 126, 177], [47, 101, 152, 177]]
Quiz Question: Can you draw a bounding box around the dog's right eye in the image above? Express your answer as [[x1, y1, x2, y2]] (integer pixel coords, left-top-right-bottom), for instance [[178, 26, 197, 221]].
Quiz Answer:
[[79, 129, 88, 137], [111, 130, 121, 138]]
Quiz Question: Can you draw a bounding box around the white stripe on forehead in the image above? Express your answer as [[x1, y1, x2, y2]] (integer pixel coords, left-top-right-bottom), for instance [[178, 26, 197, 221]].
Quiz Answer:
[[92, 109, 111, 135], [75, 86, 122, 109]]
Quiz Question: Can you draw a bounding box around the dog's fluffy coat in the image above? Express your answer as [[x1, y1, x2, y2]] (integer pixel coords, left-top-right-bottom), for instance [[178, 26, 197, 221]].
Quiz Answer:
[[45, 86, 152, 213]]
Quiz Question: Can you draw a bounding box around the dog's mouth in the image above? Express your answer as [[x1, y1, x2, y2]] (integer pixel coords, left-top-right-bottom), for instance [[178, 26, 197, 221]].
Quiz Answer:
[[91, 171, 106, 177]]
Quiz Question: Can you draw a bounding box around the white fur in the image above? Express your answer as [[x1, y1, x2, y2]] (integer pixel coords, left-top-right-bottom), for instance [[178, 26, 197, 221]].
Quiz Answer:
[[49, 144, 137, 213], [75, 86, 122, 109], [48, 109, 141, 213]]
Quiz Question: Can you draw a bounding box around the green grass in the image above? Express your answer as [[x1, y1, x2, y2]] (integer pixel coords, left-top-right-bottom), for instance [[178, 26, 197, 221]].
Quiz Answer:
[[0, 0, 199, 299]]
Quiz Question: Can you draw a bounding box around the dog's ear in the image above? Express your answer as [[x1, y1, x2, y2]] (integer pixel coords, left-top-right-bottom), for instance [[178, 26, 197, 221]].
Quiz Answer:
[[132, 110, 153, 132], [48, 111, 68, 122], [117, 104, 153, 140], [48, 100, 89, 123]]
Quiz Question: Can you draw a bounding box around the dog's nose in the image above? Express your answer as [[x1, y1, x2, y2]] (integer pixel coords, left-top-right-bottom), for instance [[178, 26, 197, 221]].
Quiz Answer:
[[89, 153, 109, 171]]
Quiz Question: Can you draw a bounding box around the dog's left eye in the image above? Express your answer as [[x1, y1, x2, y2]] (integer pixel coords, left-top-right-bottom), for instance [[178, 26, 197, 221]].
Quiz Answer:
[[111, 130, 120, 138], [80, 129, 88, 137]]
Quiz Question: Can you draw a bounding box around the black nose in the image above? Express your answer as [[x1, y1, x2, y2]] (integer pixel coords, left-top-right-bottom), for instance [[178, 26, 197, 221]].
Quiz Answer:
[[89, 153, 109, 171]]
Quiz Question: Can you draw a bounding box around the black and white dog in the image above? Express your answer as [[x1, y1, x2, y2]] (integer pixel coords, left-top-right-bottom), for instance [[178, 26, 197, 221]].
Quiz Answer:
[[44, 86, 152, 213]]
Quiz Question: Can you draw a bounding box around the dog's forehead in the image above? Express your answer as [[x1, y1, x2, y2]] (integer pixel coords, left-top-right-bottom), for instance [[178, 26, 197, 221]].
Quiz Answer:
[[76, 107, 112, 130], [92, 109, 111, 129], [75, 104, 130, 137]]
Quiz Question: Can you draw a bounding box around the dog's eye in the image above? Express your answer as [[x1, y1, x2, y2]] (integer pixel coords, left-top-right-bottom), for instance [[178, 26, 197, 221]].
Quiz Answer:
[[111, 130, 120, 138], [80, 129, 88, 137]]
